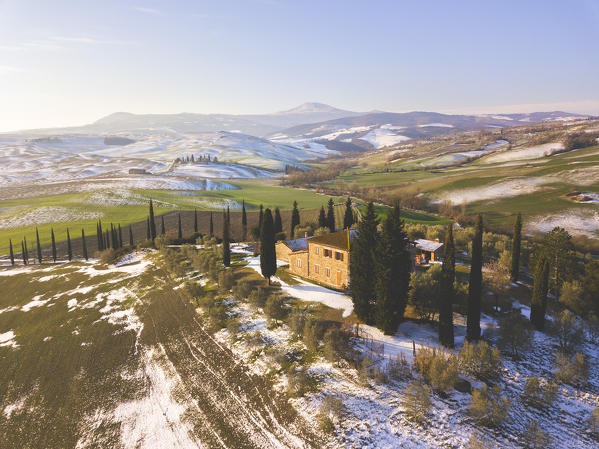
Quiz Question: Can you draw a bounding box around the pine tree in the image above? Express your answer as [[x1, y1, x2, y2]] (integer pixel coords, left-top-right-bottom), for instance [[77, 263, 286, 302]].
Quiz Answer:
[[178, 213, 183, 240], [467, 214, 483, 341], [274, 207, 283, 234], [9, 239, 14, 266], [118, 224, 123, 248], [82, 229, 88, 260], [161, 215, 165, 235], [149, 200, 156, 240], [129, 225, 134, 246], [374, 204, 411, 334], [343, 197, 354, 229], [194, 208, 198, 233], [222, 209, 231, 267], [258, 204, 264, 231], [349, 202, 379, 323], [209, 212, 214, 237], [439, 224, 455, 347], [260, 208, 277, 284], [36, 227, 42, 264], [146, 217, 151, 241], [318, 206, 327, 229], [530, 256, 550, 330], [51, 228, 57, 262], [67, 228, 72, 261], [510, 213, 522, 282], [326, 198, 335, 232], [241, 200, 247, 241], [21, 240, 26, 265], [290, 201, 300, 237]]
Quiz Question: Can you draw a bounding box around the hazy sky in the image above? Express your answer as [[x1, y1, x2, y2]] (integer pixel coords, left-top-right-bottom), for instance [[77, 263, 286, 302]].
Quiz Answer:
[[1, 0, 598, 131]]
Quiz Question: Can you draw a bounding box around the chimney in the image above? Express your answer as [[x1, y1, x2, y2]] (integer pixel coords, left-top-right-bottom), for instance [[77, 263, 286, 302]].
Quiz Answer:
[[434, 238, 440, 243]]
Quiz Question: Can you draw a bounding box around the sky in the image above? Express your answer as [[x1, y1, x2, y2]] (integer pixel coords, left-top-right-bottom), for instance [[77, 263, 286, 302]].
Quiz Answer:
[[0, 0, 598, 131]]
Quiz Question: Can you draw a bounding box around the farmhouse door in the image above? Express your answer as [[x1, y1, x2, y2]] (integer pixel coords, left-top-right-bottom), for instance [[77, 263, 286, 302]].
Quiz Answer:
[[336, 270, 341, 286]]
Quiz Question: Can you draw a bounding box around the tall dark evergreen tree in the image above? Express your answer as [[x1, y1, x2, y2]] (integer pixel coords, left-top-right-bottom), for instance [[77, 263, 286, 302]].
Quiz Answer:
[[118, 224, 123, 248], [241, 200, 247, 241], [259, 208, 277, 284], [97, 221, 104, 251], [21, 240, 27, 265], [104, 230, 109, 251], [258, 204, 264, 231], [439, 224, 455, 347], [349, 202, 379, 323], [51, 228, 57, 262], [467, 214, 483, 341], [36, 227, 42, 264], [111, 224, 118, 250], [530, 256, 550, 330], [24, 237, 29, 265], [82, 229, 88, 260], [222, 209, 231, 267], [9, 239, 14, 266], [274, 207, 283, 235], [511, 213, 522, 281], [343, 197, 354, 229], [129, 225, 134, 246], [326, 198, 335, 232], [146, 218, 151, 241], [209, 212, 214, 237], [318, 206, 327, 229], [149, 200, 156, 240], [177, 213, 183, 240], [66, 228, 72, 261], [194, 209, 198, 233], [290, 201, 300, 237], [161, 215, 165, 235], [374, 205, 411, 334]]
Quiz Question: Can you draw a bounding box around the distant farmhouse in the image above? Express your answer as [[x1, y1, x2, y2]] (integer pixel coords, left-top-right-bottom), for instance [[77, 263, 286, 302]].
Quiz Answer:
[[276, 229, 443, 290]]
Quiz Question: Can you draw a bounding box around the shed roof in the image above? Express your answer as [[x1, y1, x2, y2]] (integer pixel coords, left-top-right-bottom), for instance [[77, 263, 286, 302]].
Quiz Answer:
[[415, 239, 444, 252]]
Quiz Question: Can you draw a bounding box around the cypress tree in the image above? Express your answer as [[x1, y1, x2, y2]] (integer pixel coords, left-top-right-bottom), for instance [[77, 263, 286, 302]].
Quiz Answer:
[[194, 208, 198, 233], [374, 204, 411, 334], [209, 212, 214, 237], [105, 230, 110, 250], [24, 237, 29, 265], [21, 240, 26, 265], [161, 215, 165, 235], [290, 201, 300, 237], [112, 224, 118, 250], [510, 212, 522, 282], [259, 208, 277, 284], [82, 229, 88, 260], [241, 200, 247, 241], [178, 213, 183, 240], [326, 198, 335, 232], [318, 206, 327, 229], [258, 204, 264, 231], [343, 197, 354, 229], [51, 228, 57, 261], [349, 202, 379, 323], [66, 228, 72, 261], [97, 221, 104, 251], [530, 256, 550, 330], [467, 214, 483, 341], [439, 224, 455, 347], [9, 239, 14, 266], [118, 224, 123, 248], [274, 207, 283, 235], [222, 209, 231, 267], [146, 217, 151, 241], [36, 227, 42, 264], [129, 225, 134, 246], [149, 199, 156, 240]]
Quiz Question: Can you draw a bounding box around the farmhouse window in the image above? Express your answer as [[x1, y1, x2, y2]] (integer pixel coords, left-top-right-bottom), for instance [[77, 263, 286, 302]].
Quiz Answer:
[[297, 259, 302, 268], [326, 267, 331, 277], [315, 247, 319, 255], [335, 251, 343, 261], [314, 264, 319, 274]]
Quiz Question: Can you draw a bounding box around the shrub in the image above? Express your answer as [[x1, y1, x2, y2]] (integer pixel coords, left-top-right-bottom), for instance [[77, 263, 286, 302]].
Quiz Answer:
[[387, 354, 412, 381], [316, 396, 343, 434], [589, 407, 599, 435], [232, 280, 253, 301], [302, 319, 319, 351], [206, 301, 228, 331], [218, 270, 235, 292], [414, 347, 458, 392], [466, 434, 492, 449], [554, 352, 588, 386], [523, 420, 553, 449], [408, 265, 442, 321], [323, 327, 350, 363], [183, 281, 204, 300], [498, 311, 533, 358], [248, 287, 269, 308], [469, 385, 510, 427], [264, 294, 286, 324], [226, 318, 240, 337], [549, 309, 584, 353], [559, 280, 584, 315], [287, 367, 317, 397], [403, 381, 432, 424], [459, 341, 502, 381], [523, 376, 558, 408], [288, 306, 309, 338]]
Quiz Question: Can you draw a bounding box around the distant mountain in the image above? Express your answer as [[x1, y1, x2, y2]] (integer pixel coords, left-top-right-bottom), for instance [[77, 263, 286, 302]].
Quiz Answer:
[[269, 110, 590, 150]]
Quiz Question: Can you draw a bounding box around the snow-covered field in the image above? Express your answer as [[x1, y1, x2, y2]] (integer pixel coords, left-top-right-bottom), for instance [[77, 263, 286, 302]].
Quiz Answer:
[[358, 128, 411, 148], [527, 209, 599, 238], [481, 142, 564, 164]]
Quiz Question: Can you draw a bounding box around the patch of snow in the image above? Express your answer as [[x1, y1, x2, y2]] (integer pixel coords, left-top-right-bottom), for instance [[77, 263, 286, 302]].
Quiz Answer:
[[482, 142, 564, 164], [527, 209, 599, 238], [0, 330, 18, 348], [418, 123, 454, 128], [358, 128, 411, 148]]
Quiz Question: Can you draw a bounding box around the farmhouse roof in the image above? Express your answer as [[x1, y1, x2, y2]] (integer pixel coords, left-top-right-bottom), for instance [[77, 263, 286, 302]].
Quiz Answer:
[[282, 236, 311, 252], [308, 229, 358, 251], [415, 239, 444, 252]]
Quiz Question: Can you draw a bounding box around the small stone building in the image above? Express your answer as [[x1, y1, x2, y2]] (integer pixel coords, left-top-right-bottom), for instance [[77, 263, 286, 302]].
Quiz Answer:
[[413, 239, 444, 264]]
